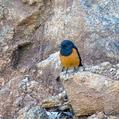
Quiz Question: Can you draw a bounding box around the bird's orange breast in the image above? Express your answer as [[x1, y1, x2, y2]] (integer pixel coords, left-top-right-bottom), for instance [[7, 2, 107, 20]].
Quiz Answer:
[[60, 48, 80, 68]]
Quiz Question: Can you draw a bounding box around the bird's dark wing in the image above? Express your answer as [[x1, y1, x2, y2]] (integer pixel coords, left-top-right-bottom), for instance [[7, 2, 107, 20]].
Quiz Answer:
[[74, 46, 83, 66]]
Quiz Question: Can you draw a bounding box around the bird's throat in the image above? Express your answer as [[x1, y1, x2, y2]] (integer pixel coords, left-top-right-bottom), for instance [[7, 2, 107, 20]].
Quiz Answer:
[[60, 48, 72, 56]]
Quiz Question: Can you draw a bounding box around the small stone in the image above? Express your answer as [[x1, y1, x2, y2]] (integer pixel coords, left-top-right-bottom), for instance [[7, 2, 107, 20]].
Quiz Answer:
[[87, 112, 107, 119], [22, 0, 27, 3], [90, 65, 101, 73], [27, 106, 48, 119], [110, 68, 117, 76], [41, 91, 67, 108], [0, 78, 5, 86], [22, 0, 43, 5], [115, 69, 119, 79], [78, 66, 85, 72], [87, 114, 97, 119], [17, 106, 48, 119], [18, 76, 30, 93], [97, 112, 107, 119], [100, 62, 112, 69], [46, 112, 59, 119], [116, 64, 119, 68], [108, 116, 117, 119]]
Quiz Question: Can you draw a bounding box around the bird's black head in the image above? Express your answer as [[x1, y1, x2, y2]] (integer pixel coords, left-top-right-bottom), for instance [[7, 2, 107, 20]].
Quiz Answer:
[[60, 40, 75, 56]]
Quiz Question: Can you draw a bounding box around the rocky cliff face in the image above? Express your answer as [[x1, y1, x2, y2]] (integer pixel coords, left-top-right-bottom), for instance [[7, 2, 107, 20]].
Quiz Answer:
[[0, 0, 119, 119]]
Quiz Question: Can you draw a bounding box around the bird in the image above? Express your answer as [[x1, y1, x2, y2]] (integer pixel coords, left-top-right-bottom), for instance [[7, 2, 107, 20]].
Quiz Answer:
[[59, 40, 83, 73]]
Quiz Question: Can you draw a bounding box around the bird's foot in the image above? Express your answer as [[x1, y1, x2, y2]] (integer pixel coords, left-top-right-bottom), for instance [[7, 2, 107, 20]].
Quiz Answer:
[[78, 66, 85, 72], [72, 66, 85, 74], [73, 67, 79, 72]]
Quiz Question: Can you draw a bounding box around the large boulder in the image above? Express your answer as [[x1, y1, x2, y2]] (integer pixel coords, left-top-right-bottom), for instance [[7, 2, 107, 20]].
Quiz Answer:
[[60, 71, 119, 116]]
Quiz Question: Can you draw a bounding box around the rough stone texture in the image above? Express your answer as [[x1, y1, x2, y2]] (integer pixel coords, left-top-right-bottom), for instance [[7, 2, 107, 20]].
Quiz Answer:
[[22, 0, 43, 5], [0, 75, 61, 119], [60, 71, 119, 116], [36, 52, 61, 77], [17, 106, 48, 119], [1, 0, 119, 118], [44, 0, 119, 65], [41, 91, 67, 108], [87, 112, 119, 119], [87, 112, 107, 119]]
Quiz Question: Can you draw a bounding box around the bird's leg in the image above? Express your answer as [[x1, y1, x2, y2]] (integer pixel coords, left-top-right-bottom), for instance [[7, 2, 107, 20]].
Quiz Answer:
[[74, 67, 77, 71], [62, 67, 65, 72], [78, 65, 85, 72], [79, 62, 83, 67], [66, 68, 68, 74], [74, 67, 78, 72]]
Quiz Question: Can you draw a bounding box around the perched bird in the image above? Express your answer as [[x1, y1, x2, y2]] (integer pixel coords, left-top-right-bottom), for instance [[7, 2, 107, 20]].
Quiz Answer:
[[60, 40, 83, 73]]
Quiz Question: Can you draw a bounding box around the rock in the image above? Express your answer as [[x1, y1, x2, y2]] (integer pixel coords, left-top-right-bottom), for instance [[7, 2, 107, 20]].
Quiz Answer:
[[109, 68, 117, 76], [0, 0, 52, 75], [0, 87, 14, 119], [17, 106, 49, 119], [36, 51, 61, 81], [46, 110, 74, 119], [46, 112, 60, 119], [19, 109, 74, 119], [18, 76, 30, 93], [25, 106, 49, 119], [18, 76, 38, 94], [108, 116, 118, 119], [0, 74, 61, 119], [0, 78, 5, 86], [116, 64, 119, 68], [85, 62, 119, 80], [115, 69, 119, 80], [60, 71, 119, 116], [36, 52, 60, 72], [36, 51, 62, 95], [0, 5, 4, 20], [41, 91, 67, 108], [100, 62, 112, 69], [87, 112, 118, 119], [80, 0, 119, 64], [1, 0, 119, 118], [22, 0, 43, 5], [87, 112, 107, 119]]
